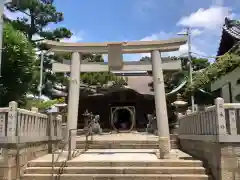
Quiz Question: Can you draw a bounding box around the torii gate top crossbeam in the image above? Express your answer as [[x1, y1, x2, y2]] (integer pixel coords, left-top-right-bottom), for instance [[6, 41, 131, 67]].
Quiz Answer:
[[44, 37, 187, 54]]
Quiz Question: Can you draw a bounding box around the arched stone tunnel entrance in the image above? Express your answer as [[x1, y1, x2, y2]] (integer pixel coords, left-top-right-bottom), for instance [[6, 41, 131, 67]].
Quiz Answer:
[[111, 106, 135, 132]]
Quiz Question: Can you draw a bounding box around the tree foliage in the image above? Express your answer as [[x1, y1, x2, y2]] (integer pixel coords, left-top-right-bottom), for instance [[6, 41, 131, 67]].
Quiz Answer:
[[61, 53, 126, 89], [5, 0, 72, 43], [81, 72, 123, 86], [184, 53, 240, 94], [23, 97, 65, 111], [5, 1, 126, 99], [140, 56, 151, 61], [147, 56, 210, 93], [0, 23, 36, 106], [5, 0, 72, 98]]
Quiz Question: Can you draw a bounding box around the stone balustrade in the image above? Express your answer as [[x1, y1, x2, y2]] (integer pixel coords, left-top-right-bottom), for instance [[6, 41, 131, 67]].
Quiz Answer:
[[178, 97, 240, 142], [0, 101, 62, 145], [178, 97, 240, 180], [0, 101, 63, 180]]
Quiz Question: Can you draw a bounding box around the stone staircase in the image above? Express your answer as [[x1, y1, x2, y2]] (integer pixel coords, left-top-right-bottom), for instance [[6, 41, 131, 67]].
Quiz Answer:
[[76, 133, 179, 149], [21, 133, 212, 180], [22, 149, 212, 180]]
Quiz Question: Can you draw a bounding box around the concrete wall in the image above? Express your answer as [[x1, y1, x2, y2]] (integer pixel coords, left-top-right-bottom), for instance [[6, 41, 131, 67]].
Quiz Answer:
[[178, 98, 240, 180], [179, 139, 240, 180], [0, 143, 49, 180], [0, 103, 63, 180], [211, 67, 240, 103]]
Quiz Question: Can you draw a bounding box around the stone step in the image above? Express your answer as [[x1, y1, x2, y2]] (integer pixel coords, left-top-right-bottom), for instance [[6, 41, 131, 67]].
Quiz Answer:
[[76, 144, 179, 149], [28, 160, 203, 167], [76, 140, 177, 144], [24, 166, 207, 174], [22, 173, 211, 180], [76, 144, 158, 149], [76, 141, 178, 149], [76, 145, 179, 149]]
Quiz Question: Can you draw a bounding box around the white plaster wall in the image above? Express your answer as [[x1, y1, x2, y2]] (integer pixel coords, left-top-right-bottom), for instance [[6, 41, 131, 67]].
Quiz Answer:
[[221, 83, 231, 103], [211, 67, 240, 103]]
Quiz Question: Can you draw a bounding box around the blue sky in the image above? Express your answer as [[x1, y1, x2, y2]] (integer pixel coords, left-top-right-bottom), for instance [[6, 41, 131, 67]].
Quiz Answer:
[[5, 0, 240, 61]]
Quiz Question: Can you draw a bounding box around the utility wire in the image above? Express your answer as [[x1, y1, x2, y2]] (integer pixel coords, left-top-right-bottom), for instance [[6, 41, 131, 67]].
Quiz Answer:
[[190, 41, 240, 59]]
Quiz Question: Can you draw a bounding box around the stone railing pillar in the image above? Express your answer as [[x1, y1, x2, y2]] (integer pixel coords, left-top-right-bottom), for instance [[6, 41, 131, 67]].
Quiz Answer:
[[7, 101, 18, 140], [0, 102, 63, 180], [215, 97, 227, 135]]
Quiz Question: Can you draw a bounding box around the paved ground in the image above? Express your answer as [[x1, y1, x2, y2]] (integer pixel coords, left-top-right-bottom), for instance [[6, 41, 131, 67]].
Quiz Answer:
[[29, 149, 192, 163], [76, 132, 158, 141], [71, 149, 192, 162], [29, 133, 191, 163]]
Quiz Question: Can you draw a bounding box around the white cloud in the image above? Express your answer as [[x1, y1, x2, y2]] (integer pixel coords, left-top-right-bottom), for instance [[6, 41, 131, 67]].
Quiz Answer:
[[177, 6, 234, 30], [178, 44, 206, 56], [60, 31, 84, 43], [175, 4, 239, 59], [137, 32, 177, 58], [120, 5, 237, 61], [191, 29, 203, 36], [137, 31, 207, 58], [140, 31, 174, 41]]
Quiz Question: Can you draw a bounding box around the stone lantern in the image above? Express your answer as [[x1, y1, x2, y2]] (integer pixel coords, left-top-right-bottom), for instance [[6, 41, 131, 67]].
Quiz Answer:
[[171, 93, 188, 134]]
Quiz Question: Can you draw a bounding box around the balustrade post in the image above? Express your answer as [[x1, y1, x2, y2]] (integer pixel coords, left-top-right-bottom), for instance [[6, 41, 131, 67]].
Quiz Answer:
[[31, 107, 38, 137], [7, 101, 18, 142], [228, 109, 237, 135], [48, 113, 53, 153], [0, 110, 6, 137], [215, 98, 227, 136], [57, 115, 62, 139]]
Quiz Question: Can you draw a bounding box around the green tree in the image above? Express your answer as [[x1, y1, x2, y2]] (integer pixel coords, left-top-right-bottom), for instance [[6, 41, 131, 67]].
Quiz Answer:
[[23, 97, 65, 111], [62, 53, 126, 87], [148, 56, 210, 93], [185, 52, 240, 94], [5, 0, 71, 43], [5, 0, 125, 98], [140, 56, 151, 61], [5, 0, 72, 98], [5, 0, 126, 99], [0, 23, 36, 106], [79, 54, 123, 86]]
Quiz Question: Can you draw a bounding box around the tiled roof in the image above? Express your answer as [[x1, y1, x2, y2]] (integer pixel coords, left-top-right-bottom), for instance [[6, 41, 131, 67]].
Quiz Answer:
[[217, 18, 240, 56], [223, 18, 240, 39]]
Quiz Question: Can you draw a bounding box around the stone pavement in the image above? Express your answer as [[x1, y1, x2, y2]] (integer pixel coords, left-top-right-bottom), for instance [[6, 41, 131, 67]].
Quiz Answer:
[[28, 149, 193, 164], [76, 131, 159, 141], [23, 132, 211, 180]]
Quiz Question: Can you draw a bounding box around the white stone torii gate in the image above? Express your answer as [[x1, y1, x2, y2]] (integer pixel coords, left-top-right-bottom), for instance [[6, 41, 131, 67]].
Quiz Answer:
[[45, 37, 187, 159]]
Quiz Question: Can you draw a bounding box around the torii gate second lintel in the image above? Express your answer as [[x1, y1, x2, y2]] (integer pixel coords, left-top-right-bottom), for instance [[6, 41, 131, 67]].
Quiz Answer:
[[45, 37, 186, 71]]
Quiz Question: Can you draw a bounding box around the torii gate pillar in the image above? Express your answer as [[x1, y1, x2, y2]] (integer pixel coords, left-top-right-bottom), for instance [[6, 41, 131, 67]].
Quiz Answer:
[[151, 50, 170, 159], [67, 52, 81, 150]]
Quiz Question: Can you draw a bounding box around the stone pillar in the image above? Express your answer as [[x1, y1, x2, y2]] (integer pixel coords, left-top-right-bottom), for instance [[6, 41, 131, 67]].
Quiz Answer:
[[151, 50, 170, 159], [66, 51, 81, 150]]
